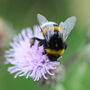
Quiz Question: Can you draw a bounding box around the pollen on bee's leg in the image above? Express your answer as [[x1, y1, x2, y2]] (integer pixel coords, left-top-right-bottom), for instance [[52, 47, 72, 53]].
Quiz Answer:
[[30, 39, 34, 47]]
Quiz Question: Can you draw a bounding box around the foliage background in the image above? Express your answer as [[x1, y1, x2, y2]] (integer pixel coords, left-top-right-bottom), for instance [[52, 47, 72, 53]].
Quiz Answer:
[[0, 0, 90, 90]]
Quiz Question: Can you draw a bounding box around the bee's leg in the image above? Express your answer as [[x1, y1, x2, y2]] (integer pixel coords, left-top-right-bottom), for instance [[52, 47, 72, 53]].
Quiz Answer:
[[38, 40, 45, 46], [30, 37, 46, 47], [42, 51, 46, 55], [38, 40, 47, 55], [65, 44, 67, 49], [63, 43, 67, 50], [30, 37, 42, 47], [30, 37, 46, 55]]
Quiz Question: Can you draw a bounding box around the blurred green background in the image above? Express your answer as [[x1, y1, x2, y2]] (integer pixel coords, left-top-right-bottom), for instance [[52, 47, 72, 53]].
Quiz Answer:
[[0, 0, 90, 90]]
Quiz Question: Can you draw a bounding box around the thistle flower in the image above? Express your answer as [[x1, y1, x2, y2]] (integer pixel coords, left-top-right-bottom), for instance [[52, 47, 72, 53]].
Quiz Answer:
[[5, 26, 60, 81]]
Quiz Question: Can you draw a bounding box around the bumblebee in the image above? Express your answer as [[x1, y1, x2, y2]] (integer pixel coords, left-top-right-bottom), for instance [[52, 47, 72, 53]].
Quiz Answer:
[[30, 14, 76, 61]]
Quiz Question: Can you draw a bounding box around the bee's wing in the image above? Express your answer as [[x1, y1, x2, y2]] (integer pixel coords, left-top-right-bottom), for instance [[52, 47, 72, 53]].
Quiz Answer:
[[37, 14, 48, 26], [37, 14, 54, 42], [59, 16, 76, 41]]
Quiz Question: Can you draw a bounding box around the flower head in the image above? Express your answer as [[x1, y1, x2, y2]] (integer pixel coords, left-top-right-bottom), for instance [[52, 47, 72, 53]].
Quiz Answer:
[[5, 26, 60, 81]]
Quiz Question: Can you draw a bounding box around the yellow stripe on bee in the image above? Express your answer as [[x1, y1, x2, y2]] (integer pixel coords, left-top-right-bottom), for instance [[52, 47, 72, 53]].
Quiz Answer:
[[41, 27, 52, 35], [41, 26, 64, 35], [45, 49, 64, 55], [54, 26, 64, 34]]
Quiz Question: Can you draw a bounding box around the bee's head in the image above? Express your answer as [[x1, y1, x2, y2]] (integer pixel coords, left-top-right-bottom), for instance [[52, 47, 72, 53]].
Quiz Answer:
[[37, 13, 58, 28], [40, 22, 57, 29]]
